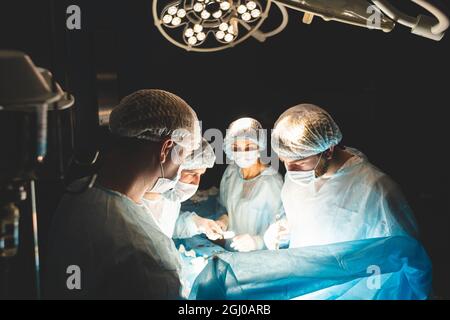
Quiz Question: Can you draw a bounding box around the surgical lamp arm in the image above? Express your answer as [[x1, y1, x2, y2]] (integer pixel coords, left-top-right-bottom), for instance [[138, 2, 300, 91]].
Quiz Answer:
[[273, 0, 396, 32], [372, 0, 449, 40], [247, 2, 290, 42], [273, 0, 449, 40]]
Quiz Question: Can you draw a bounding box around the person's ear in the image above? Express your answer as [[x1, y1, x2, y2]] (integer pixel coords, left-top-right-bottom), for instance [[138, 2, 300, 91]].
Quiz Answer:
[[325, 146, 335, 160], [160, 139, 174, 164]]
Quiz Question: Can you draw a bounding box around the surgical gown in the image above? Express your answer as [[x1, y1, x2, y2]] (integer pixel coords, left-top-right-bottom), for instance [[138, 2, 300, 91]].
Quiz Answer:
[[219, 164, 284, 249], [282, 148, 418, 248], [142, 197, 201, 239], [46, 179, 182, 299]]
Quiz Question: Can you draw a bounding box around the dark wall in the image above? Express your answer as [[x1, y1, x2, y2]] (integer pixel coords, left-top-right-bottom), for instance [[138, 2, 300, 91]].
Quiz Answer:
[[1, 0, 449, 297]]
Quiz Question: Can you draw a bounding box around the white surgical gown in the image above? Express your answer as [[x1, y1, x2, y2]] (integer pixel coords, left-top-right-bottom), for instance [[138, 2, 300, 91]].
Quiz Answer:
[[282, 148, 418, 248], [219, 164, 284, 249], [46, 179, 182, 299], [142, 197, 201, 239]]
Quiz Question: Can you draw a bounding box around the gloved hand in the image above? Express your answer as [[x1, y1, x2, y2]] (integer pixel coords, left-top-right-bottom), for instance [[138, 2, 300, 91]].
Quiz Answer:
[[230, 234, 263, 252], [264, 219, 290, 250], [192, 215, 223, 240], [215, 214, 229, 232]]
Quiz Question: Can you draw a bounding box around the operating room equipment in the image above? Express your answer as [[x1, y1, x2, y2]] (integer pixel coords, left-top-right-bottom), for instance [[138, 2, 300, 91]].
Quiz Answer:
[[0, 50, 75, 299], [153, 0, 450, 52]]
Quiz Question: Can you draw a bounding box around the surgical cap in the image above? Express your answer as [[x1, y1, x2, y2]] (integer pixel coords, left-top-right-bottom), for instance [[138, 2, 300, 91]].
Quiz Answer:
[[109, 89, 201, 150], [271, 104, 342, 160], [182, 138, 216, 170], [224, 117, 266, 159]]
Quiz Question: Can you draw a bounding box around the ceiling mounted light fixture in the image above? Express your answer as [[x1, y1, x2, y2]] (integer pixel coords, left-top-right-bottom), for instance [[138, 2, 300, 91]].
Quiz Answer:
[[153, 0, 450, 52]]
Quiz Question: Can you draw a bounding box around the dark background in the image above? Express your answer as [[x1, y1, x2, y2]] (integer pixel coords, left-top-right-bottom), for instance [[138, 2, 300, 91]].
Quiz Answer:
[[1, 0, 449, 298]]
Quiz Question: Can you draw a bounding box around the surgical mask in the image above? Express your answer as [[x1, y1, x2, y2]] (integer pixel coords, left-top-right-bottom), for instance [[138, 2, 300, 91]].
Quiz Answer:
[[287, 153, 323, 186], [148, 163, 181, 194], [233, 150, 259, 168], [163, 181, 199, 203]]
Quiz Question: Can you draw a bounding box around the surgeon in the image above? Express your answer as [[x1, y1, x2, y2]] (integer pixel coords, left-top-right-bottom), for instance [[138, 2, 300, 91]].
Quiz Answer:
[[217, 118, 284, 252], [143, 138, 223, 240], [46, 89, 201, 299], [264, 104, 419, 249]]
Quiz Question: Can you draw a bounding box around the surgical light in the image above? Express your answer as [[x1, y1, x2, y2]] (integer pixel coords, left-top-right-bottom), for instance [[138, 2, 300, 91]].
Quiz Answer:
[[185, 27, 195, 37], [153, 0, 450, 52]]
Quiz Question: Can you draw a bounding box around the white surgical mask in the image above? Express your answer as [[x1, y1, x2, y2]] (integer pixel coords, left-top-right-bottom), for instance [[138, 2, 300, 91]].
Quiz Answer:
[[148, 163, 181, 194], [233, 150, 259, 168], [287, 153, 323, 186], [163, 181, 199, 203]]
